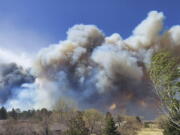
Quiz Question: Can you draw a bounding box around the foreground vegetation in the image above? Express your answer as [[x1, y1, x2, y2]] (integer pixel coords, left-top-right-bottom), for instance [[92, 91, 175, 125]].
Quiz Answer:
[[150, 50, 180, 135], [0, 106, 152, 135], [0, 106, 176, 135]]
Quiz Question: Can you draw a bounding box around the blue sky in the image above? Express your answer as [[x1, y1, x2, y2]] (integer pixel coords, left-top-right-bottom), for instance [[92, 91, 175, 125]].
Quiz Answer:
[[0, 0, 179, 52]]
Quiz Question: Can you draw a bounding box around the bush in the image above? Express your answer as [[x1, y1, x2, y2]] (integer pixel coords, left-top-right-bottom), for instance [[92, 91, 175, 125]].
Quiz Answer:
[[163, 121, 180, 135], [65, 111, 89, 135], [116, 115, 142, 135], [144, 123, 150, 128]]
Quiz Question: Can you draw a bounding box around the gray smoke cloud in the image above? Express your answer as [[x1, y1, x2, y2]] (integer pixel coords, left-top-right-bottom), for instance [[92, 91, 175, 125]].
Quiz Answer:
[[1, 10, 180, 119], [0, 63, 34, 104], [32, 11, 180, 119]]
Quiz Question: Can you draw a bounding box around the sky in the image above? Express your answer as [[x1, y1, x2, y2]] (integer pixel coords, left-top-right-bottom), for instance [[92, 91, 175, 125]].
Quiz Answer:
[[0, 0, 180, 118], [0, 0, 180, 52]]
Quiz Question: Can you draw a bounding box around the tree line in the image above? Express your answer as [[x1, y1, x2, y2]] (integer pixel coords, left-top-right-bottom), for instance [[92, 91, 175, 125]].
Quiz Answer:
[[0, 106, 124, 135]]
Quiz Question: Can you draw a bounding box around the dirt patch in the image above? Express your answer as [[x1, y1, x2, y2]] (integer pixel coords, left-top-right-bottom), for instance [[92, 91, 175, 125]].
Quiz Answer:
[[137, 128, 163, 135]]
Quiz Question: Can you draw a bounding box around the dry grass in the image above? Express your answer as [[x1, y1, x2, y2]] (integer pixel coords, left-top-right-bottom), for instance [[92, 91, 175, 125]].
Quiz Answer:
[[137, 128, 163, 135]]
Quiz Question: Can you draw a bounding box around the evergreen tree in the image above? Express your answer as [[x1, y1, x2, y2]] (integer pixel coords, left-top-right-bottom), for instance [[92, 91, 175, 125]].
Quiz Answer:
[[0, 107, 8, 120], [104, 112, 120, 135]]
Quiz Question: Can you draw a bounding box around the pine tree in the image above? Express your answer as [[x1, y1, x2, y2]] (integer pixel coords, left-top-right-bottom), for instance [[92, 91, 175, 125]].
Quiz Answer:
[[0, 107, 8, 120], [104, 112, 120, 135]]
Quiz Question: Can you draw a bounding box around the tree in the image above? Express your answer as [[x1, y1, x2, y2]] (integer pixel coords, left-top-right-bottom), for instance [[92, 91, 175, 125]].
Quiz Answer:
[[65, 111, 89, 135], [149, 50, 180, 133], [9, 108, 18, 120], [83, 109, 104, 134], [40, 108, 51, 135], [163, 121, 180, 135], [0, 107, 8, 120], [53, 98, 77, 123], [104, 112, 120, 135]]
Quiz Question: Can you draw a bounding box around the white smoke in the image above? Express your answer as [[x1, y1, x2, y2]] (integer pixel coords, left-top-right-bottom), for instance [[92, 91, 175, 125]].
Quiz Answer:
[[30, 11, 168, 113], [1, 10, 180, 119], [167, 25, 180, 47], [67, 24, 104, 47], [125, 11, 164, 49], [0, 48, 32, 68], [91, 45, 143, 93]]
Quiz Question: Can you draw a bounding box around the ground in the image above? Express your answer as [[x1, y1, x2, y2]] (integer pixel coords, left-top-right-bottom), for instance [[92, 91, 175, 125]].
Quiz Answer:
[[137, 128, 163, 135]]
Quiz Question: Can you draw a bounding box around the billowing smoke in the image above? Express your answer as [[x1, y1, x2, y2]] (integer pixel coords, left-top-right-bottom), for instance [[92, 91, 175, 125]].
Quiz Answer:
[[0, 63, 34, 104], [125, 11, 164, 49], [1, 10, 180, 119]]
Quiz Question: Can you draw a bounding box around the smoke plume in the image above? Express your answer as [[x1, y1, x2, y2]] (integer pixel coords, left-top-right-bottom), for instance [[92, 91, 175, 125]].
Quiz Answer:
[[0, 63, 34, 104], [1, 10, 180, 119]]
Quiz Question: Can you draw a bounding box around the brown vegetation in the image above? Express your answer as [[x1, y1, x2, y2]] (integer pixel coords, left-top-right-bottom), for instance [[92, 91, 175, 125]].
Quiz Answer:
[[0, 106, 166, 135]]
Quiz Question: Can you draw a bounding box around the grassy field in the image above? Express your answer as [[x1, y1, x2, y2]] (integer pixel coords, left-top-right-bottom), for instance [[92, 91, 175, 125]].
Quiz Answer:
[[137, 128, 163, 135]]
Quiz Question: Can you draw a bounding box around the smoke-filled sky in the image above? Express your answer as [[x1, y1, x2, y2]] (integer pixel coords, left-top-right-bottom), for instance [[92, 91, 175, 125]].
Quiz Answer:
[[0, 0, 180, 120]]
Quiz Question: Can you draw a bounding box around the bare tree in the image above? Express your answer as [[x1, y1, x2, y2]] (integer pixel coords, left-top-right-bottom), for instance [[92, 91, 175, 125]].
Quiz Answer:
[[83, 109, 104, 134]]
